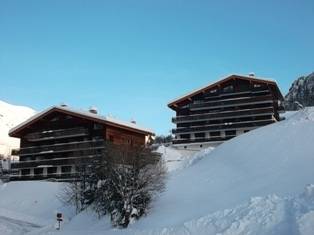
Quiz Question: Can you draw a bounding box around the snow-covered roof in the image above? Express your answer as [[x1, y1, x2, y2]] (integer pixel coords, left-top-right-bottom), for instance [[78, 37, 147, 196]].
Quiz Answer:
[[9, 105, 154, 136], [168, 74, 282, 108]]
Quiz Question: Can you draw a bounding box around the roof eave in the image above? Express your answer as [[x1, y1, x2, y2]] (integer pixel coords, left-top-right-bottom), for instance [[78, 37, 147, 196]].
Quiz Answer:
[[9, 106, 154, 138], [167, 74, 281, 108]]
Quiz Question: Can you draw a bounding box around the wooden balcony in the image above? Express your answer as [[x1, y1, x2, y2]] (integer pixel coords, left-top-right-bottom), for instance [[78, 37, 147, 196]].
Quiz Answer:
[[25, 127, 89, 142], [10, 172, 79, 181], [172, 118, 274, 134], [189, 95, 274, 111], [204, 89, 271, 101], [172, 107, 275, 123], [18, 140, 105, 157], [11, 154, 102, 169], [172, 135, 236, 144]]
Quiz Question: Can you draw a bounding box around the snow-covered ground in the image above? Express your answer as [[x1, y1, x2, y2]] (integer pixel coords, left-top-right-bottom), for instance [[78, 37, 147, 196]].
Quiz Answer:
[[0, 101, 35, 157], [0, 107, 313, 234]]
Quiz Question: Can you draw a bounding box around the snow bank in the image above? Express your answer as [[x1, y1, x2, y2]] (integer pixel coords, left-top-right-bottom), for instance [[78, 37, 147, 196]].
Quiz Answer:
[[135, 107, 314, 228], [44, 184, 314, 235], [0, 181, 74, 226], [0, 101, 35, 156]]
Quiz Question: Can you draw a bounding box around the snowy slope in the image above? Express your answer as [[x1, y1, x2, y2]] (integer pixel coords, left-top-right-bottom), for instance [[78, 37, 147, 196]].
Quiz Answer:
[[134, 108, 314, 229], [0, 101, 35, 157]]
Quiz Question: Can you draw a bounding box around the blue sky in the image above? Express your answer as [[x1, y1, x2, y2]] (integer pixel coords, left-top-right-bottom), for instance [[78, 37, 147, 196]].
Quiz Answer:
[[1, 0, 314, 135]]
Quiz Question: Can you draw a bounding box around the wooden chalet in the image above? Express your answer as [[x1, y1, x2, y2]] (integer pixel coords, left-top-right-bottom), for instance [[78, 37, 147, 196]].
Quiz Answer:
[[9, 105, 154, 181], [168, 74, 284, 149]]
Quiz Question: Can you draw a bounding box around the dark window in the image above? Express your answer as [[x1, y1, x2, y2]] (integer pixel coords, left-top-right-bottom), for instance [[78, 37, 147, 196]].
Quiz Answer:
[[61, 166, 72, 173], [244, 130, 250, 133], [109, 135, 114, 142], [94, 123, 103, 130], [34, 168, 43, 175], [195, 133, 205, 138], [180, 134, 190, 139], [223, 85, 234, 93], [225, 130, 236, 136], [193, 100, 203, 104], [200, 145, 203, 148], [210, 131, 220, 137], [51, 117, 59, 122], [21, 169, 30, 175], [48, 167, 57, 174]]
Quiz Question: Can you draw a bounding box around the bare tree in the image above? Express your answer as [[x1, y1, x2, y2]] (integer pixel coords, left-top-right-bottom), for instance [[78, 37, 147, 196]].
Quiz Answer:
[[60, 142, 166, 228]]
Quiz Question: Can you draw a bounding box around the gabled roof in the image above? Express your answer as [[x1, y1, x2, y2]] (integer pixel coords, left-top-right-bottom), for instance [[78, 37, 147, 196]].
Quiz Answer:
[[168, 74, 284, 109], [9, 105, 154, 137]]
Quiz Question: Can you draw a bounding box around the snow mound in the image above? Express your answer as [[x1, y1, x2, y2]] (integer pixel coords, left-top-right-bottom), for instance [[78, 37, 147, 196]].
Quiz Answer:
[[44, 185, 314, 235], [0, 181, 75, 235], [0, 100, 35, 156], [135, 107, 314, 228], [120, 185, 314, 235]]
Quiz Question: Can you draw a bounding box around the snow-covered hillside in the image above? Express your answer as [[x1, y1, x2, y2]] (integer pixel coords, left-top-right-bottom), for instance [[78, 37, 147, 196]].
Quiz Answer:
[[136, 108, 314, 229], [0, 101, 35, 157], [0, 108, 314, 235]]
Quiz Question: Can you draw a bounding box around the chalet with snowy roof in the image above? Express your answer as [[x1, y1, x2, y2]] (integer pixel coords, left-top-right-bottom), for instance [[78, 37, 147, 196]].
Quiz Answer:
[[9, 105, 154, 181], [168, 74, 285, 149]]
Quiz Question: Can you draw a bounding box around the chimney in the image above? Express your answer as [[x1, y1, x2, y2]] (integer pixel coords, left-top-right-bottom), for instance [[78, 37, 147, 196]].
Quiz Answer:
[[131, 119, 136, 124], [60, 103, 68, 107], [89, 106, 98, 114], [248, 72, 255, 77]]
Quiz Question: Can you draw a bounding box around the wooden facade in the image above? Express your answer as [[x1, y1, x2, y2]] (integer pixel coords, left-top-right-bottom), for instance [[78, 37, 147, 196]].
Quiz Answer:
[[168, 74, 284, 147], [9, 106, 154, 181]]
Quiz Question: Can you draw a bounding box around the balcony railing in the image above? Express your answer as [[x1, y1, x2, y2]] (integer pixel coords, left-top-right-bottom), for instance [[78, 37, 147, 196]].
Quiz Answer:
[[18, 140, 105, 157], [189, 95, 274, 111], [10, 172, 79, 181], [172, 136, 236, 144], [25, 127, 89, 142], [172, 119, 274, 134], [11, 154, 103, 169], [204, 89, 271, 101], [172, 107, 275, 123]]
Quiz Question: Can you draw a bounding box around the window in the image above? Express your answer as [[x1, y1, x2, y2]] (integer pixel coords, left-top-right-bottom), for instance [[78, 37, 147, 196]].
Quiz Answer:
[[210, 131, 221, 137], [225, 130, 236, 136], [210, 89, 217, 94], [223, 85, 234, 93], [200, 145, 203, 148], [51, 117, 59, 122], [34, 168, 43, 175], [253, 84, 262, 88], [61, 166, 72, 173], [109, 135, 114, 142], [195, 133, 205, 138], [21, 169, 30, 175], [48, 167, 57, 174], [180, 134, 190, 139], [94, 123, 103, 130], [193, 100, 203, 104]]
